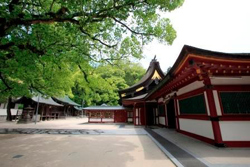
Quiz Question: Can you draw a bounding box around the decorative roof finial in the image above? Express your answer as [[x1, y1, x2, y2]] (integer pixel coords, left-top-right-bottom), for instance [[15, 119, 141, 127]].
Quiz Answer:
[[154, 55, 156, 60]]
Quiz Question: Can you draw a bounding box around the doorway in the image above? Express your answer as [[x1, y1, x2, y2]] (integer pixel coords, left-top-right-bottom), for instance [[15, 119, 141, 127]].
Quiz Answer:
[[146, 105, 155, 126], [167, 99, 176, 129]]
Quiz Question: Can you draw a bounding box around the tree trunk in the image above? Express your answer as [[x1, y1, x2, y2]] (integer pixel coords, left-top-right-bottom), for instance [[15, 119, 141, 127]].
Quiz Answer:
[[6, 96, 12, 121]]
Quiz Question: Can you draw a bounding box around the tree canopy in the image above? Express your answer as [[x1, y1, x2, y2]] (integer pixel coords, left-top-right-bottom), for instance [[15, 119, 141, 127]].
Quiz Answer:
[[0, 0, 184, 101], [72, 60, 145, 106]]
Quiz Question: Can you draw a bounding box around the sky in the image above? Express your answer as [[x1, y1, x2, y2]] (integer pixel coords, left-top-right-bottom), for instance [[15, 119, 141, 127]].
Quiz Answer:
[[140, 0, 250, 71]]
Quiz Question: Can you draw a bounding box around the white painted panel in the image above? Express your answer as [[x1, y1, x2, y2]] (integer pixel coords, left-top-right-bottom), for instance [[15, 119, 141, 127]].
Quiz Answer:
[[0, 109, 17, 116], [220, 121, 250, 141], [210, 76, 250, 85], [128, 118, 133, 122], [14, 104, 19, 109], [136, 118, 139, 125], [102, 118, 114, 122], [136, 109, 138, 116], [177, 100, 180, 115], [213, 90, 222, 116], [89, 118, 101, 122], [159, 116, 166, 125], [0, 109, 7, 116], [177, 81, 204, 96], [179, 118, 214, 139], [11, 109, 19, 115], [204, 92, 210, 116]]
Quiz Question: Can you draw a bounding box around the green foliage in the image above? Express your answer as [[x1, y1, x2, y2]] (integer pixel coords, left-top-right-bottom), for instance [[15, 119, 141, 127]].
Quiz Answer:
[[72, 60, 146, 106], [0, 0, 184, 103], [18, 104, 23, 109]]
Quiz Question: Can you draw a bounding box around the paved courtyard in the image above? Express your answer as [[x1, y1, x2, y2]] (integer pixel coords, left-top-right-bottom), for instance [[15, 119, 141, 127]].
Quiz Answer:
[[0, 118, 250, 167], [0, 134, 175, 167], [0, 117, 130, 130]]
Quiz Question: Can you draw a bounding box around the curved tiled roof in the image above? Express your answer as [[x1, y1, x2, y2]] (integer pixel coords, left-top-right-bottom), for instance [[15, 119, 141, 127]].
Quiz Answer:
[[119, 57, 165, 96], [83, 105, 127, 110], [145, 45, 250, 100], [53, 96, 81, 106]]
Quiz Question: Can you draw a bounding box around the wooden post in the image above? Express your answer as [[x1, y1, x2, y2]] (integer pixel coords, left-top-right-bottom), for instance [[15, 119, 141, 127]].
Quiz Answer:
[[133, 103, 136, 126], [173, 94, 180, 131], [144, 102, 147, 127], [204, 77, 224, 147], [164, 102, 168, 127]]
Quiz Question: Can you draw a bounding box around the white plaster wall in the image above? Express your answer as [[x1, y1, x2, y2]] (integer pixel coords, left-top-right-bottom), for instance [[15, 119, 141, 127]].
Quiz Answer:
[[177, 81, 204, 96], [0, 109, 7, 116], [102, 118, 114, 122], [159, 116, 166, 125], [0, 109, 18, 116], [89, 118, 101, 122], [210, 76, 250, 85], [212, 90, 222, 116], [220, 121, 250, 141], [136, 118, 139, 125], [10, 109, 19, 115], [128, 118, 133, 122], [177, 100, 180, 115], [179, 118, 214, 139], [14, 103, 19, 109]]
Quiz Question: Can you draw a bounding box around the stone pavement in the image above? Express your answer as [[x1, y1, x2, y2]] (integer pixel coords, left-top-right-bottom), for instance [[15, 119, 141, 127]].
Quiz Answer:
[[0, 134, 176, 167], [0, 128, 147, 135], [0, 117, 137, 130], [153, 128, 250, 167], [146, 128, 207, 167], [1, 118, 250, 167]]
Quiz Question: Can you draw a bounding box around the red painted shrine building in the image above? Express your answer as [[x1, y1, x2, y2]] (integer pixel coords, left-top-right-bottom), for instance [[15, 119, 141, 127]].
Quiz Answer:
[[84, 104, 128, 123], [120, 45, 250, 147]]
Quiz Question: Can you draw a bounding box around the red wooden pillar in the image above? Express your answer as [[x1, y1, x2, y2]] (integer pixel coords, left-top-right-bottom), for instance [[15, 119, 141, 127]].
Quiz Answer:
[[204, 78, 224, 147], [164, 102, 168, 127], [144, 102, 147, 127], [101, 111, 103, 123], [140, 106, 145, 125], [173, 97, 180, 131], [133, 103, 136, 126]]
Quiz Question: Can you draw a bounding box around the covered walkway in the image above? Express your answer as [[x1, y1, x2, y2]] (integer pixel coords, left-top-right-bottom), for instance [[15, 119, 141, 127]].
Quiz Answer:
[[150, 128, 250, 167]]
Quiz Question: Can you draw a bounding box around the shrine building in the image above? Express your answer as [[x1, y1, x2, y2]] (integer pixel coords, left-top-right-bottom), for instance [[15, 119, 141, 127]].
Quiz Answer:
[[120, 45, 250, 147], [84, 104, 128, 123]]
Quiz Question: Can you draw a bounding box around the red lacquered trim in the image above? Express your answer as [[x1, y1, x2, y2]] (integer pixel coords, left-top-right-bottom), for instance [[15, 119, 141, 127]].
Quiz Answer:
[[178, 115, 210, 120], [224, 141, 250, 147], [220, 115, 250, 121], [177, 129, 215, 145]]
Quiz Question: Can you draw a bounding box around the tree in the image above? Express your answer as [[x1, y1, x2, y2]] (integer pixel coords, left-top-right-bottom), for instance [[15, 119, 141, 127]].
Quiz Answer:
[[122, 61, 146, 86], [0, 0, 184, 120], [72, 60, 146, 106]]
